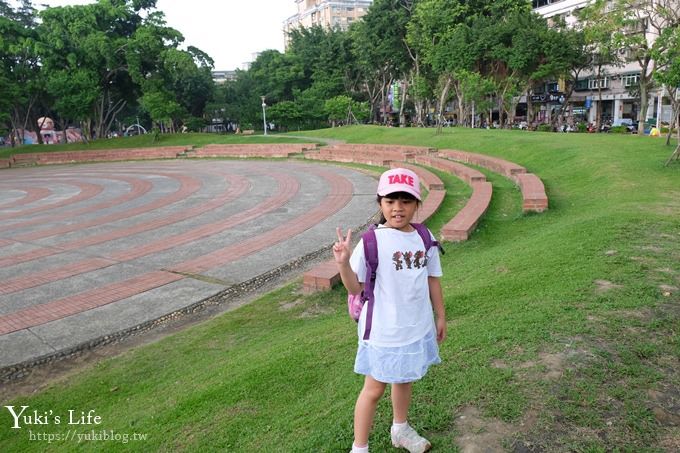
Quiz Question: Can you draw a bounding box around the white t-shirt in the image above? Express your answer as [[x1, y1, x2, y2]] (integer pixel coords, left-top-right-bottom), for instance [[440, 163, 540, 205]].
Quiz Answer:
[[349, 225, 443, 347]]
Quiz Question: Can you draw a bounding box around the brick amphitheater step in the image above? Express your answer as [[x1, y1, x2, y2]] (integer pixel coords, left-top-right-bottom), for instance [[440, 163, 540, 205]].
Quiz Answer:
[[301, 144, 549, 293], [437, 149, 548, 212], [7, 143, 543, 295]]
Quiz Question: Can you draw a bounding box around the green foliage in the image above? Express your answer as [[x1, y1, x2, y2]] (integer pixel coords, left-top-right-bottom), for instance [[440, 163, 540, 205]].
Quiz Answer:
[[324, 95, 353, 124], [653, 24, 680, 89], [0, 0, 214, 140], [45, 69, 99, 123], [182, 116, 206, 132], [353, 101, 371, 123], [609, 125, 629, 134], [0, 0, 42, 136], [537, 123, 553, 132], [140, 89, 184, 126], [267, 100, 303, 130]]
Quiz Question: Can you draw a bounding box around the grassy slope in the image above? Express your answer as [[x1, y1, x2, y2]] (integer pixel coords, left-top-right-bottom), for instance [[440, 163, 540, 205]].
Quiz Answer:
[[0, 126, 678, 452]]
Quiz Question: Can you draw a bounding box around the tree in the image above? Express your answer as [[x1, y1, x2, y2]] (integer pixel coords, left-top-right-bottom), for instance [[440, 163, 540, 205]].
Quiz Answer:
[[408, 0, 532, 131], [38, 1, 153, 138], [351, 0, 414, 125], [407, 0, 475, 132], [157, 47, 214, 128], [652, 22, 680, 162], [267, 100, 303, 131], [247, 49, 298, 103], [578, 2, 624, 130], [538, 19, 592, 128], [0, 0, 44, 145], [139, 89, 183, 133], [324, 95, 350, 126], [451, 70, 495, 127], [478, 11, 551, 127], [322, 96, 369, 126], [287, 25, 354, 101]]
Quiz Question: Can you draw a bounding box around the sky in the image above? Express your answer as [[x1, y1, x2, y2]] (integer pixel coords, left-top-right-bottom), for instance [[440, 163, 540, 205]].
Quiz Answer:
[[27, 0, 296, 70]]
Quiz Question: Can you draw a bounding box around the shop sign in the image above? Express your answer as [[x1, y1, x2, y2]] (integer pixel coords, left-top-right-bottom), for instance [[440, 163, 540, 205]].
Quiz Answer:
[[531, 93, 566, 103]]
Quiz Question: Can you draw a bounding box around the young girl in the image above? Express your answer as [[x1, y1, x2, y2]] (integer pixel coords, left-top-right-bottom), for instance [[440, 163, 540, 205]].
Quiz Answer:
[[333, 168, 446, 453]]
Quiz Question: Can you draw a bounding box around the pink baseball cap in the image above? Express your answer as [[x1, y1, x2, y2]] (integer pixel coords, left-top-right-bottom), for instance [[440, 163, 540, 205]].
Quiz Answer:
[[377, 168, 421, 200]]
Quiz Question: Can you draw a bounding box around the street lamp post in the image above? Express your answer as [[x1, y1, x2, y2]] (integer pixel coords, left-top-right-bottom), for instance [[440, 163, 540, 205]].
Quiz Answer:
[[261, 96, 267, 136]]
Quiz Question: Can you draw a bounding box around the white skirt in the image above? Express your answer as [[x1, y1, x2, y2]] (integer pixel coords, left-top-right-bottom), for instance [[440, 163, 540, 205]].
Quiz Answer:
[[354, 329, 441, 384]]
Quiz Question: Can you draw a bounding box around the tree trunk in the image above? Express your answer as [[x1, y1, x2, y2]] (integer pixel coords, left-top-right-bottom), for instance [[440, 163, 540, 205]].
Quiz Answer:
[[32, 113, 44, 145], [637, 56, 652, 135], [406, 46, 423, 126], [380, 77, 387, 125], [399, 80, 408, 127], [451, 79, 464, 127], [364, 80, 381, 123], [595, 65, 604, 130], [665, 102, 676, 146], [638, 81, 650, 135], [436, 76, 452, 135], [10, 112, 19, 147], [558, 84, 575, 128]]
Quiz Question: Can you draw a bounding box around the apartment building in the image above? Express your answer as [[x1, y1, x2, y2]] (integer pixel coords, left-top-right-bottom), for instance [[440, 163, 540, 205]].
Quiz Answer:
[[284, 0, 373, 47], [212, 70, 237, 84], [531, 0, 672, 127]]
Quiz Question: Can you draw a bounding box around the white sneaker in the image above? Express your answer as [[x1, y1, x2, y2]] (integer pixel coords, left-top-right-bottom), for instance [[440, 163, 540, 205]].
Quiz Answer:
[[391, 424, 431, 452]]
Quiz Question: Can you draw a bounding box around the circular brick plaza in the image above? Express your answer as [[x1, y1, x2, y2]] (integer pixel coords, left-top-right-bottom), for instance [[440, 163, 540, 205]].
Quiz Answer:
[[0, 160, 377, 371]]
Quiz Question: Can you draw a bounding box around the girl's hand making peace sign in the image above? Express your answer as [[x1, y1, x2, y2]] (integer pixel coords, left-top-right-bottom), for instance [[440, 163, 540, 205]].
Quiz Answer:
[[333, 227, 352, 264]]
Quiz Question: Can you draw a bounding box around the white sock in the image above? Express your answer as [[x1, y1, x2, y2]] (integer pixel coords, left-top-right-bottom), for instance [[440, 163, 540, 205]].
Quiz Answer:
[[352, 443, 368, 453], [392, 421, 408, 433]]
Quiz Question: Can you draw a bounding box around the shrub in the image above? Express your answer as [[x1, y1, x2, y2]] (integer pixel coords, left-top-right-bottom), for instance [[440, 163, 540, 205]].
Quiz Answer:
[[576, 123, 588, 133], [536, 123, 553, 132], [609, 126, 628, 134]]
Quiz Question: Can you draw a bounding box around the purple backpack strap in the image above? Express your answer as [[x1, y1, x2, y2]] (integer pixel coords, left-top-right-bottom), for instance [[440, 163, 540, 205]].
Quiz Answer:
[[411, 223, 445, 255], [361, 226, 379, 340]]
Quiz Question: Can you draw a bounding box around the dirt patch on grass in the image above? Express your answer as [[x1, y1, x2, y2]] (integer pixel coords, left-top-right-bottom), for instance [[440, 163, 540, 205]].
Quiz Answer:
[[493, 349, 584, 381], [454, 406, 515, 452], [659, 284, 678, 295], [659, 428, 680, 451], [298, 305, 335, 318], [593, 279, 623, 293], [279, 299, 305, 311]]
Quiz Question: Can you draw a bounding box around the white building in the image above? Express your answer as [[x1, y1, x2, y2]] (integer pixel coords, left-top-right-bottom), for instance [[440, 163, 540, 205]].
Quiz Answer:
[[211, 70, 237, 84], [532, 0, 673, 127], [284, 0, 373, 47]]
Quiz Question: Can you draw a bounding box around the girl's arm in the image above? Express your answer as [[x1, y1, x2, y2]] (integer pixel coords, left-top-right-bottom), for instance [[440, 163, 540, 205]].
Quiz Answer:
[[428, 276, 447, 343], [334, 228, 362, 295], [338, 262, 362, 295]]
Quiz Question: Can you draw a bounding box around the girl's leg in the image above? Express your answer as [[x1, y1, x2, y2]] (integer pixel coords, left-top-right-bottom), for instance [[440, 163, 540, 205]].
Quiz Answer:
[[391, 382, 413, 423], [354, 375, 387, 447], [390, 382, 431, 452]]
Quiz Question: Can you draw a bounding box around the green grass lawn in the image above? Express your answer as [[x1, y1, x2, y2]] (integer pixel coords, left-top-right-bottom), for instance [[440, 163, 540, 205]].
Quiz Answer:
[[1, 126, 678, 452]]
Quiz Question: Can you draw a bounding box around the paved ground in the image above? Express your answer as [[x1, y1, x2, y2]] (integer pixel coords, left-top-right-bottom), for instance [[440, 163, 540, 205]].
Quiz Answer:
[[0, 159, 377, 369]]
